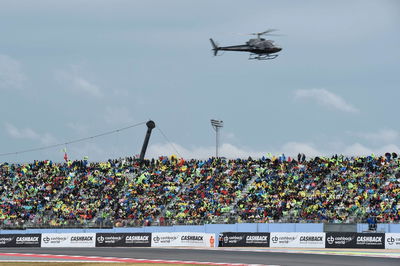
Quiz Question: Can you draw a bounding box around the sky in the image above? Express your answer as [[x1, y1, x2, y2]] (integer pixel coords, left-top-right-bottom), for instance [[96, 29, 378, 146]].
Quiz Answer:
[[0, 0, 399, 162]]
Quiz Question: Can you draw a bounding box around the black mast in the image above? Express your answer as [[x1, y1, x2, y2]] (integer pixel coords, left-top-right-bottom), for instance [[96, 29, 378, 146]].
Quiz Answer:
[[139, 120, 156, 161]]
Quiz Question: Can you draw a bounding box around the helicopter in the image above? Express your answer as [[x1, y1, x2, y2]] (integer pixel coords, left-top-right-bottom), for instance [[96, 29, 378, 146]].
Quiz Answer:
[[210, 29, 282, 60]]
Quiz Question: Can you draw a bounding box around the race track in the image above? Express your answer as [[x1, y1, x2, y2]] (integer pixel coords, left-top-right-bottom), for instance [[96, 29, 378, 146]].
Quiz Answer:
[[0, 247, 399, 266]]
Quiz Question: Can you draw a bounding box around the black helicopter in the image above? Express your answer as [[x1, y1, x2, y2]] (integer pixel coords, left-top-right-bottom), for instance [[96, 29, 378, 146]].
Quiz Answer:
[[210, 29, 282, 60]]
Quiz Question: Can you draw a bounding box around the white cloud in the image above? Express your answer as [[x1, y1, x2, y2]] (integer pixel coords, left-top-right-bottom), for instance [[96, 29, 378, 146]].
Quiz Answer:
[[218, 143, 266, 158], [5, 123, 39, 139], [342, 143, 372, 156], [0, 54, 26, 90], [147, 140, 400, 160], [147, 142, 317, 159], [294, 88, 359, 113], [281, 142, 320, 157], [55, 66, 103, 98], [73, 77, 102, 97], [147, 142, 212, 159], [350, 129, 399, 143], [343, 143, 400, 157], [4, 122, 58, 146]]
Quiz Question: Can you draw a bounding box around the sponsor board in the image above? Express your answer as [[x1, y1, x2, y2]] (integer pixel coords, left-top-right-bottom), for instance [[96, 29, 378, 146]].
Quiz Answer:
[[355, 234, 384, 249], [218, 232, 270, 247], [96, 233, 151, 247], [270, 232, 325, 248], [325, 232, 356, 248], [385, 233, 400, 249], [326, 233, 384, 249], [0, 234, 41, 248], [151, 232, 215, 247], [41, 233, 95, 247]]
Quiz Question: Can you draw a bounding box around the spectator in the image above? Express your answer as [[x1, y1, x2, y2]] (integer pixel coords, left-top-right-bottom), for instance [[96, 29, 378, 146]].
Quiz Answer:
[[0, 153, 399, 228]]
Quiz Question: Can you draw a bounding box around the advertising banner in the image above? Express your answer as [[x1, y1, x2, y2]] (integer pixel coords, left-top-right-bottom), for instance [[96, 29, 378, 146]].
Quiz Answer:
[[385, 233, 400, 249], [326, 233, 384, 249], [0, 234, 41, 248], [270, 232, 325, 248], [41, 233, 95, 247], [353, 233, 385, 249], [151, 232, 215, 247], [218, 232, 270, 247], [96, 233, 151, 247], [325, 232, 357, 248]]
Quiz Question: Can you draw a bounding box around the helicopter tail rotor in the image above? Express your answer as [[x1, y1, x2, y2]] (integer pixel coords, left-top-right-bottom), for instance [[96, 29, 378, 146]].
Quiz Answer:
[[209, 38, 219, 56]]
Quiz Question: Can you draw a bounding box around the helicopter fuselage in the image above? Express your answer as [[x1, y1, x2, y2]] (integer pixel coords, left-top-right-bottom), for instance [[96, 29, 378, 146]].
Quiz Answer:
[[210, 37, 282, 60]]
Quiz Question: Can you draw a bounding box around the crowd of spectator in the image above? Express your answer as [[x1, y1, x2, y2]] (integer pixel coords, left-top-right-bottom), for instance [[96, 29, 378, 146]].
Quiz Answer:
[[237, 153, 400, 223], [0, 153, 399, 228]]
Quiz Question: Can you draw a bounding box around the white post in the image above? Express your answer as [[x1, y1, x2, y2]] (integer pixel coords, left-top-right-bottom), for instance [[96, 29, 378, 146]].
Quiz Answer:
[[211, 119, 223, 158]]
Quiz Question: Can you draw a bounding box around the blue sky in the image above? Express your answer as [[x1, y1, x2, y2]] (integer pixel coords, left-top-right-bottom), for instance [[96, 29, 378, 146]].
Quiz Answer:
[[1, 0, 399, 162]]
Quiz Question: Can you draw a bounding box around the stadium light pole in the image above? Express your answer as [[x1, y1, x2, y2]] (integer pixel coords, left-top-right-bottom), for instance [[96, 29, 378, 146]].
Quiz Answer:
[[210, 119, 223, 158]]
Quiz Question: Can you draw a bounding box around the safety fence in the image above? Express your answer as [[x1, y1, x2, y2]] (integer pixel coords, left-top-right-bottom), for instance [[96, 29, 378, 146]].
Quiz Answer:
[[0, 232, 399, 249]]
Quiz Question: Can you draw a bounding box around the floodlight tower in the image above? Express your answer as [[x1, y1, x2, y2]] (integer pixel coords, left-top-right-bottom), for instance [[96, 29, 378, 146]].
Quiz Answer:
[[210, 119, 223, 158]]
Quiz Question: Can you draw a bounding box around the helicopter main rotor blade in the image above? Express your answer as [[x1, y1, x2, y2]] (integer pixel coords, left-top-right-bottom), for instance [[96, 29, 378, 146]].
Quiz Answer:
[[248, 29, 279, 36], [259, 29, 278, 35]]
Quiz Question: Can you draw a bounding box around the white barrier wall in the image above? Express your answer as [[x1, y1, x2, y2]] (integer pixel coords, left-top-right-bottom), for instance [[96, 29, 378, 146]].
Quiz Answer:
[[0, 232, 393, 249], [151, 232, 215, 248], [270, 232, 325, 248], [385, 233, 400, 249], [41, 233, 96, 247]]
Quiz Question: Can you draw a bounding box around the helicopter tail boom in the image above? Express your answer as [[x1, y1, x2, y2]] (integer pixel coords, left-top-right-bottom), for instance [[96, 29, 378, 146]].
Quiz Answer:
[[209, 38, 219, 56]]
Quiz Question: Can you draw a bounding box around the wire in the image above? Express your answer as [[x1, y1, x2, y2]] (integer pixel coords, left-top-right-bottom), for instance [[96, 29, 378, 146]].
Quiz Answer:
[[0, 121, 147, 157], [156, 126, 182, 158]]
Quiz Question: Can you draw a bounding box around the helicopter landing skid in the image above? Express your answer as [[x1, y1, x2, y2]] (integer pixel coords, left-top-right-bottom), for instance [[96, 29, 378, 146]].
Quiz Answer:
[[249, 54, 278, 60]]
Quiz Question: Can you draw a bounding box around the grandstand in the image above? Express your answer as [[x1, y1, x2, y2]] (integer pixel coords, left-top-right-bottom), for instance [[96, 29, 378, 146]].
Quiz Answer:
[[1, 153, 399, 229]]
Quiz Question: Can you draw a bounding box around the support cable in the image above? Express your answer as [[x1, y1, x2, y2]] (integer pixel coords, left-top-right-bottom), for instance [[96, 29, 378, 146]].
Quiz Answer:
[[0, 121, 147, 157], [156, 126, 182, 158]]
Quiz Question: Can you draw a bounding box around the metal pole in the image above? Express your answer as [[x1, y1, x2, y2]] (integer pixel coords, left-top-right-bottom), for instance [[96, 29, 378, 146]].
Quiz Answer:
[[216, 127, 219, 158], [211, 119, 223, 158], [139, 120, 156, 161]]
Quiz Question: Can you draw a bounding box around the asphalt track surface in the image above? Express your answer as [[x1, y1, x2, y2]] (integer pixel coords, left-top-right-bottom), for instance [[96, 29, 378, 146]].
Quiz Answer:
[[0, 247, 399, 266]]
